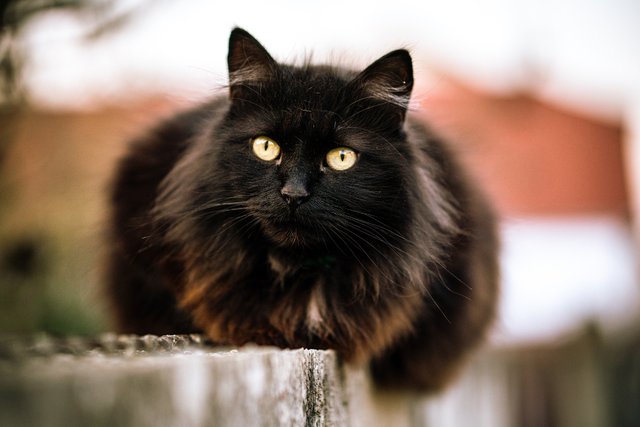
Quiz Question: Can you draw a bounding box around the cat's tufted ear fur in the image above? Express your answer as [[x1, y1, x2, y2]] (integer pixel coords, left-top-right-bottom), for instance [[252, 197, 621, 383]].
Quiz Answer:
[[227, 28, 278, 99], [350, 49, 414, 123]]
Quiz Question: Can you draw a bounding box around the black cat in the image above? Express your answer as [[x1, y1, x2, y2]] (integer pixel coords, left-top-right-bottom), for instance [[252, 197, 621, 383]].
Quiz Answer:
[[106, 28, 498, 392]]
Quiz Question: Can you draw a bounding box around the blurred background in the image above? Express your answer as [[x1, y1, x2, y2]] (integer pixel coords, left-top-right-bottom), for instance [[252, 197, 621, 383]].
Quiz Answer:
[[1, 0, 639, 424]]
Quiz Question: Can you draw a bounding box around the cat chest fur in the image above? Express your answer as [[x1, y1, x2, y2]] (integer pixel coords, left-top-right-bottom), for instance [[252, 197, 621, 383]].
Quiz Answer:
[[268, 253, 328, 330]]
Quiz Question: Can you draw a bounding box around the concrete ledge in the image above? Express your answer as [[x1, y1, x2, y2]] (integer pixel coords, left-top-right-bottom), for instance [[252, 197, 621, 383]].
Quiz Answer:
[[0, 332, 630, 426], [0, 334, 413, 427]]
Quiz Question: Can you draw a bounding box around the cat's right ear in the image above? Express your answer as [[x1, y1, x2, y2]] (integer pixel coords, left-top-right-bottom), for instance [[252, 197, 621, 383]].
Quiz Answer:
[[227, 28, 277, 99], [348, 49, 414, 125]]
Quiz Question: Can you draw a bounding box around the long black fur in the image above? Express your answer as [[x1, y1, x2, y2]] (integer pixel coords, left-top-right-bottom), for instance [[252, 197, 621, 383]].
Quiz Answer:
[[105, 28, 499, 392]]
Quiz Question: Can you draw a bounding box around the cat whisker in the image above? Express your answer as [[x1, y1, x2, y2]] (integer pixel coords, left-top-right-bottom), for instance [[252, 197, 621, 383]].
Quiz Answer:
[[201, 213, 257, 258], [326, 222, 394, 298], [196, 206, 250, 221], [340, 212, 473, 299], [321, 222, 374, 298], [331, 222, 401, 285], [340, 218, 454, 321]]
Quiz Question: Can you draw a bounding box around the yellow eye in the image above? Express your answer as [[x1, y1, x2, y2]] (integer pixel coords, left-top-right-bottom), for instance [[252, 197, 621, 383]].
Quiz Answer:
[[326, 147, 358, 171], [252, 136, 281, 161]]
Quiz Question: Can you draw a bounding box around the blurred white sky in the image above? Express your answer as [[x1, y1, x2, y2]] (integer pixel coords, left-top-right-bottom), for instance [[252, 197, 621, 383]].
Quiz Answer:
[[16, 0, 640, 345], [20, 0, 640, 121]]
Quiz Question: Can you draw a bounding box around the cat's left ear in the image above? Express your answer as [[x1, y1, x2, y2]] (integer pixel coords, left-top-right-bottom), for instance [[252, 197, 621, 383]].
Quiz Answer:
[[227, 28, 278, 99], [351, 49, 414, 123]]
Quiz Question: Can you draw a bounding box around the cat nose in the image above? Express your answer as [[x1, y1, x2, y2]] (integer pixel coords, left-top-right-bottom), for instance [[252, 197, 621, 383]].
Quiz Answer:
[[281, 183, 310, 207]]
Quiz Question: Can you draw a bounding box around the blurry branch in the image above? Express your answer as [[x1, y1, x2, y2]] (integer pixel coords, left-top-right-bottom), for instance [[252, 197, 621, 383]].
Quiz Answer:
[[1, 1, 84, 30], [1, 0, 85, 107], [0, 0, 157, 171], [0, 0, 154, 109]]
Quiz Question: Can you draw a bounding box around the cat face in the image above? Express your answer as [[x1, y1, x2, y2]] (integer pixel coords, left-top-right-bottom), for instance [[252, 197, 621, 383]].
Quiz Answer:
[[212, 29, 416, 251]]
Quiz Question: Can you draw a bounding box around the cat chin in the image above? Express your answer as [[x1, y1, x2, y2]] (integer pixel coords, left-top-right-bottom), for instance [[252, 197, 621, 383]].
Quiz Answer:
[[258, 220, 323, 249], [262, 227, 315, 249], [252, 210, 315, 248]]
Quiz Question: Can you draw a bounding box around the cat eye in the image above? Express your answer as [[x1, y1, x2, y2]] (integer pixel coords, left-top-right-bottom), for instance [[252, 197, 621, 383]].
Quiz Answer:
[[326, 147, 358, 171], [252, 136, 281, 162]]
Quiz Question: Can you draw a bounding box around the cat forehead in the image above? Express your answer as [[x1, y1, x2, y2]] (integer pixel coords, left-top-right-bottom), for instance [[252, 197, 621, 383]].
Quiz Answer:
[[282, 74, 348, 104], [266, 69, 350, 127], [276, 107, 339, 139], [229, 64, 369, 137], [287, 64, 355, 84]]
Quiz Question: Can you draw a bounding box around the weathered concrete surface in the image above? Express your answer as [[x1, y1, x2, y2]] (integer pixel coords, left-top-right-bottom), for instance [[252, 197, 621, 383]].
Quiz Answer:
[[0, 332, 628, 427], [0, 334, 412, 427]]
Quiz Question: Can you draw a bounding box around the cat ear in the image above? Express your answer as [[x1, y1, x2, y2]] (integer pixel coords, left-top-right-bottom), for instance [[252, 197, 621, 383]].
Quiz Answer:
[[351, 49, 414, 122], [227, 28, 277, 99]]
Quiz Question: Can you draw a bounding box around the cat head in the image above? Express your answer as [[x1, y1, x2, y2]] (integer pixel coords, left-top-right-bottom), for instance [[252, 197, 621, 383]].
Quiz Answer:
[[163, 28, 419, 256]]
